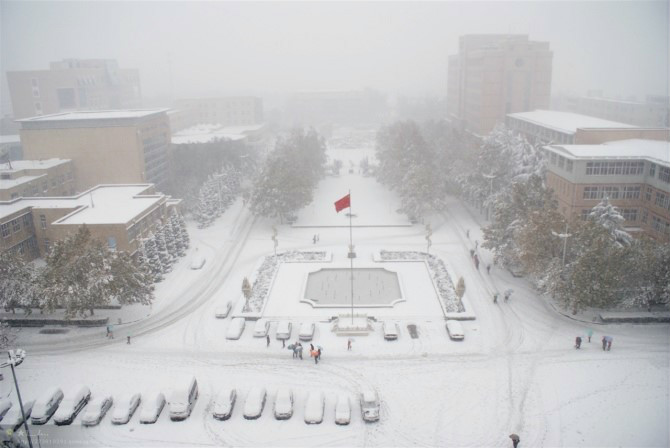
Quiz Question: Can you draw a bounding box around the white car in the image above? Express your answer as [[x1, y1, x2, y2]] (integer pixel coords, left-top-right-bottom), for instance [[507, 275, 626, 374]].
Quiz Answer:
[[360, 389, 380, 422], [304, 391, 325, 424], [382, 321, 399, 340], [226, 317, 246, 340], [275, 321, 292, 341], [190, 253, 206, 270], [445, 320, 465, 341], [139, 392, 165, 424], [253, 319, 270, 337], [212, 388, 236, 421], [1, 400, 34, 431], [0, 400, 12, 420], [31, 387, 64, 425], [243, 387, 266, 420], [169, 377, 198, 421], [334, 394, 351, 425], [81, 395, 113, 427], [112, 393, 141, 425], [53, 386, 91, 425], [273, 388, 293, 420], [298, 322, 315, 341], [215, 301, 233, 319]]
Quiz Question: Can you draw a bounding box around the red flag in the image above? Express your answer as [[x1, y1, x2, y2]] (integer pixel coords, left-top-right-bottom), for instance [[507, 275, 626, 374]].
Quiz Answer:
[[334, 194, 350, 213]]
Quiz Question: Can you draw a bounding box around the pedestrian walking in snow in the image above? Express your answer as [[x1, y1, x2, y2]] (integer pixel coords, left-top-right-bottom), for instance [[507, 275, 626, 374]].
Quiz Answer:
[[312, 350, 318, 364], [266, 335, 270, 347], [310, 343, 314, 351], [470, 249, 475, 258], [487, 264, 491, 274], [587, 328, 593, 342], [466, 229, 470, 239], [317, 348, 322, 361], [493, 293, 499, 304], [282, 339, 285, 348], [575, 336, 582, 349], [602, 336, 607, 351], [474, 254, 479, 270], [504, 289, 513, 302], [347, 339, 352, 351], [298, 345, 303, 360], [606, 337, 612, 351], [475, 240, 479, 250], [509, 433, 520, 448], [106, 325, 110, 338], [316, 234, 320, 242], [127, 336, 131, 345], [313, 234, 317, 244]]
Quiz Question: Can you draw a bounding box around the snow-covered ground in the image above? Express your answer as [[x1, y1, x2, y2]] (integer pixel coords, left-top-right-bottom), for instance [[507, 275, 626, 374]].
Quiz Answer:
[[4, 146, 669, 447]]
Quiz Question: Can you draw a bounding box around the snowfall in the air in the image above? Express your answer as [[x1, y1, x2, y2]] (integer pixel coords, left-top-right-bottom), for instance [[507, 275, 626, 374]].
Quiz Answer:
[[1, 134, 667, 448]]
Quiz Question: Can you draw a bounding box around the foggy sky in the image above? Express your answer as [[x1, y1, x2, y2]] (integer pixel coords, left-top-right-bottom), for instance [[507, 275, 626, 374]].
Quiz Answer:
[[1, 1, 668, 113]]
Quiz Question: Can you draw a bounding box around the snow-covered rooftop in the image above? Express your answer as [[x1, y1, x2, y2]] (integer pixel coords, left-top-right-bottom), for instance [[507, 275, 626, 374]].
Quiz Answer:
[[546, 139, 670, 165], [0, 135, 20, 144], [508, 109, 636, 134], [17, 109, 169, 122], [171, 123, 264, 145], [0, 184, 164, 223], [0, 158, 70, 173], [0, 174, 45, 190]]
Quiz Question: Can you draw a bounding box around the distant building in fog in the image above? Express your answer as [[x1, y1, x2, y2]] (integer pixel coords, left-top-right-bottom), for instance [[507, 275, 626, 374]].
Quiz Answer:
[[18, 109, 170, 191], [555, 94, 669, 128], [0, 158, 74, 201], [285, 90, 387, 127], [7, 59, 142, 119], [447, 34, 553, 135], [170, 97, 263, 132]]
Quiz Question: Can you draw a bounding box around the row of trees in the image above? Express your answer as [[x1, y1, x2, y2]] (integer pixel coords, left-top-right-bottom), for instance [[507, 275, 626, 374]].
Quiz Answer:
[[138, 211, 190, 282], [249, 128, 327, 223], [193, 165, 242, 228]]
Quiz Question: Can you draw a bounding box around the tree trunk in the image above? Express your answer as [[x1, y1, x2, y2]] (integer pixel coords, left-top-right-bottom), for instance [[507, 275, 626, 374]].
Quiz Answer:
[[90, 308, 95, 316]]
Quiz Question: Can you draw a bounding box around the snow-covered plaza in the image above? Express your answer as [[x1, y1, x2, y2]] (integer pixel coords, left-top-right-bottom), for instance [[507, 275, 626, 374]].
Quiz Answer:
[[4, 146, 669, 447]]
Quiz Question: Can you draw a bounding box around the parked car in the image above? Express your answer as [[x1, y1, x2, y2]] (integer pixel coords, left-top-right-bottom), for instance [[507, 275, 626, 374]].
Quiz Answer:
[[382, 321, 399, 340], [304, 391, 325, 424], [111, 393, 141, 425], [253, 319, 270, 338], [360, 389, 380, 422], [445, 320, 465, 341], [243, 387, 266, 420], [298, 322, 316, 341], [190, 253, 206, 270], [215, 301, 233, 319], [226, 317, 246, 340], [31, 388, 64, 425], [169, 377, 199, 421], [53, 386, 91, 425], [334, 394, 351, 425], [212, 388, 236, 421], [275, 321, 292, 341], [273, 388, 293, 420], [1, 400, 34, 431], [139, 392, 166, 424], [81, 395, 113, 427], [0, 400, 12, 421]]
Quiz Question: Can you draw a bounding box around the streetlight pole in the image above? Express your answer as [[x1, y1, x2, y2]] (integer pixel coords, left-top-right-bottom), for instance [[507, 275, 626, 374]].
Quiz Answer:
[[552, 223, 572, 267], [3, 350, 33, 448]]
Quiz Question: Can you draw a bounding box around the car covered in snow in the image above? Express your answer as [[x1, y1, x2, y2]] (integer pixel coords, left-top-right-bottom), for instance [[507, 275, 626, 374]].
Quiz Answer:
[[360, 389, 380, 422], [298, 322, 316, 341], [1, 400, 33, 431], [81, 395, 113, 427], [275, 321, 292, 341], [190, 253, 206, 270], [445, 320, 464, 341], [382, 321, 399, 340], [53, 386, 91, 425], [139, 392, 165, 424], [31, 387, 64, 425], [0, 400, 12, 420], [169, 376, 199, 421], [215, 301, 233, 319], [243, 387, 266, 420], [212, 388, 236, 421], [111, 393, 141, 425], [334, 394, 351, 425], [273, 388, 293, 420], [304, 391, 325, 424], [226, 317, 246, 340], [253, 319, 270, 337]]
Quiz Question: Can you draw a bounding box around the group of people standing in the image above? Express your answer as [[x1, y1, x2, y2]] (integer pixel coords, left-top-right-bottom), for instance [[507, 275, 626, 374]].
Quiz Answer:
[[286, 342, 323, 363], [574, 329, 613, 351]]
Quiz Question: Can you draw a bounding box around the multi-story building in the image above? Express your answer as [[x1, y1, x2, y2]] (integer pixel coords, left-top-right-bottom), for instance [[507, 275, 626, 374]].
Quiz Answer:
[[18, 109, 171, 191], [7, 59, 141, 119], [447, 35, 553, 135], [544, 139, 670, 241], [0, 184, 180, 260], [285, 90, 387, 127], [170, 97, 263, 132], [0, 158, 75, 200], [506, 109, 669, 145], [557, 94, 669, 128]]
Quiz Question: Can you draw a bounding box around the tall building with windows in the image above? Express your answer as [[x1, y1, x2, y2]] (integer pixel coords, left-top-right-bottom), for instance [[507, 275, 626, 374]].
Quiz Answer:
[[170, 97, 263, 132], [447, 35, 553, 135], [543, 139, 670, 241], [18, 110, 170, 191], [7, 59, 141, 119]]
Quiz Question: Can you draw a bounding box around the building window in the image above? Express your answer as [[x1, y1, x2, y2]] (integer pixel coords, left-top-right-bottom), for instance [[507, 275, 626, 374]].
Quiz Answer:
[[580, 209, 590, 221], [659, 166, 670, 184], [623, 186, 641, 199], [655, 192, 670, 210], [550, 152, 557, 165], [107, 236, 117, 251], [44, 238, 50, 253], [621, 209, 638, 222], [558, 156, 565, 169], [583, 186, 599, 200], [641, 209, 648, 224], [645, 188, 652, 201], [650, 163, 656, 177], [34, 102, 43, 115], [1, 223, 10, 238], [40, 215, 47, 230], [566, 160, 573, 173], [22, 214, 32, 228], [42, 181, 48, 193], [11, 219, 20, 233]]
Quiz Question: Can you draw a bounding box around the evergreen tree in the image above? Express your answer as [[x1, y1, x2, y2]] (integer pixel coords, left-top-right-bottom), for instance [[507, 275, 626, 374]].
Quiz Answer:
[[160, 222, 179, 259], [109, 251, 154, 306], [177, 212, 190, 249], [141, 234, 164, 282], [153, 229, 173, 273], [0, 251, 37, 314], [589, 197, 632, 246], [168, 211, 186, 256]]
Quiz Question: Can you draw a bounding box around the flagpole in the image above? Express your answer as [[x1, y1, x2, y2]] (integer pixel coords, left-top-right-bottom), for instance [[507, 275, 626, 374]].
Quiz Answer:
[[349, 189, 354, 324]]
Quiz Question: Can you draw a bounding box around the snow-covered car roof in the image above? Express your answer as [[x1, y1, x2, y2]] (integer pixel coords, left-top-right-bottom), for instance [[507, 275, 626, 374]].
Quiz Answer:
[[304, 391, 324, 420], [144, 392, 165, 407], [362, 390, 378, 403], [299, 322, 315, 334], [244, 387, 266, 414], [274, 389, 292, 411]]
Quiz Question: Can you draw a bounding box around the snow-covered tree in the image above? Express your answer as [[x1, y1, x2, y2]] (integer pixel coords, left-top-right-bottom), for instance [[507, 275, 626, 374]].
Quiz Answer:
[[141, 234, 164, 282], [109, 251, 154, 307], [153, 228, 174, 273], [588, 197, 632, 246], [0, 250, 38, 313]]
